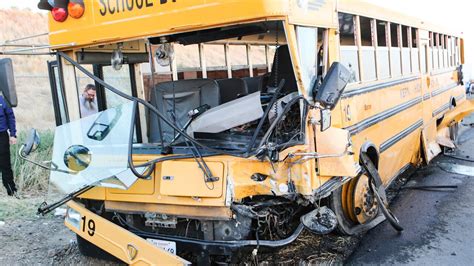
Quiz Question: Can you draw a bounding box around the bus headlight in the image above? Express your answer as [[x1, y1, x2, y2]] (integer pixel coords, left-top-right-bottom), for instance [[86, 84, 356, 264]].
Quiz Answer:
[[65, 207, 81, 230]]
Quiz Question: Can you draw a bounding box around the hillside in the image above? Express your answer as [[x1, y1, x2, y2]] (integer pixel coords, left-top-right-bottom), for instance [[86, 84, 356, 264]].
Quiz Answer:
[[0, 8, 56, 130]]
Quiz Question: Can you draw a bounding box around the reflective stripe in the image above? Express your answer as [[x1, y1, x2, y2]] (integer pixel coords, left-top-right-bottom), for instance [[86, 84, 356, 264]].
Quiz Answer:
[[431, 83, 458, 97], [345, 97, 422, 135], [342, 76, 420, 98], [380, 120, 423, 153]]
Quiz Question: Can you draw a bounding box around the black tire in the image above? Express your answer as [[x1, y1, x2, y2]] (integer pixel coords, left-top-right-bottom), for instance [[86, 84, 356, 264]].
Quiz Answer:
[[76, 234, 120, 262], [329, 173, 385, 235], [370, 182, 404, 232], [329, 182, 358, 235]]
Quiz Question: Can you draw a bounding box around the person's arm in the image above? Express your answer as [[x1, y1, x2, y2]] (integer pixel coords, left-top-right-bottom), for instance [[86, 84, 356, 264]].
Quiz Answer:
[[4, 103, 16, 138]]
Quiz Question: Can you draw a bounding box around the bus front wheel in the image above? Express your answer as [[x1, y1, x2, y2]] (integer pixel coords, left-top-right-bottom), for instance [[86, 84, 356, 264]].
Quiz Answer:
[[330, 171, 384, 235]]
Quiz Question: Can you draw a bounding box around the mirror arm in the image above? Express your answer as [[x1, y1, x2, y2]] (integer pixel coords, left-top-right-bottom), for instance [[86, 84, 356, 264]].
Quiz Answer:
[[18, 145, 77, 174]]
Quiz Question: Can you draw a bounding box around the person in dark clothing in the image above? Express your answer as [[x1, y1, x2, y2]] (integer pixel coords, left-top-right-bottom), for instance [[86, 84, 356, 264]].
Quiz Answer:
[[0, 95, 17, 196]]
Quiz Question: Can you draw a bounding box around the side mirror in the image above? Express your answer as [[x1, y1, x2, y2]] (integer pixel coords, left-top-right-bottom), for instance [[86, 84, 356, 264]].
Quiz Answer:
[[320, 109, 331, 132], [313, 62, 350, 110], [0, 58, 18, 107], [21, 129, 41, 157]]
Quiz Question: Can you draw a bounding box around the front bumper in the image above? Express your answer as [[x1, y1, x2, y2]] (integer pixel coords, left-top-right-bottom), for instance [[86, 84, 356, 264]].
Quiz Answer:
[[65, 201, 190, 265]]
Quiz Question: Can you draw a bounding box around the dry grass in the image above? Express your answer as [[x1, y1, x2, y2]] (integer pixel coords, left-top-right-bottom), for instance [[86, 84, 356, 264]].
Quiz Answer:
[[0, 194, 42, 220], [0, 9, 56, 131], [9, 130, 54, 193]]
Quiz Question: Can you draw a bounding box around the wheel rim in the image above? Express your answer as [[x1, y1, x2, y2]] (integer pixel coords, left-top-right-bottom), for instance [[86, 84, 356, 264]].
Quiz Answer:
[[345, 173, 378, 224]]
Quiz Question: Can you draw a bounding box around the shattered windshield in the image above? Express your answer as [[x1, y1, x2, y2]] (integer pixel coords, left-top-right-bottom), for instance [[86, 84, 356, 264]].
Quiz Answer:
[[147, 20, 306, 154]]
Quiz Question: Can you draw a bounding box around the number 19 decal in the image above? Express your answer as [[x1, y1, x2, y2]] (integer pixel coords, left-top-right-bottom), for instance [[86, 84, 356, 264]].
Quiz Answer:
[[81, 216, 96, 236]]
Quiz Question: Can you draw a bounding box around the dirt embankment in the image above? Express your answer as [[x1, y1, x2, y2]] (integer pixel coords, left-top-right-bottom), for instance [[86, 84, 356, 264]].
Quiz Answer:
[[0, 193, 109, 265]]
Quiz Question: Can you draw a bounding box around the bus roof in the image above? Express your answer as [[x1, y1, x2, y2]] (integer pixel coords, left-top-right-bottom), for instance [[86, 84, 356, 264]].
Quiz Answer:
[[47, 0, 462, 50], [338, 0, 463, 37], [48, 0, 338, 49]]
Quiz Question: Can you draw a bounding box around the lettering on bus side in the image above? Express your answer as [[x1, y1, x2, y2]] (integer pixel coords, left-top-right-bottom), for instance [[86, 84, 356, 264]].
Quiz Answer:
[[99, 0, 177, 16]]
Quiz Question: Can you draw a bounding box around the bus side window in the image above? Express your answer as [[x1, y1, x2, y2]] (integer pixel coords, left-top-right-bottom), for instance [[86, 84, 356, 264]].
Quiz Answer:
[[411, 27, 420, 74], [447, 36, 452, 67], [229, 45, 249, 78], [455, 37, 460, 66], [377, 20, 390, 80], [339, 12, 359, 83], [249, 45, 268, 77], [389, 23, 402, 77], [360, 16, 376, 81], [401, 25, 411, 75], [203, 44, 226, 79], [439, 34, 445, 69], [433, 33, 440, 70], [175, 44, 201, 79]]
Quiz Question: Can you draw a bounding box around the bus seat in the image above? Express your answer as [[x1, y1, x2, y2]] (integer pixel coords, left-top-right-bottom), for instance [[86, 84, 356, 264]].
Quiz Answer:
[[266, 45, 297, 94], [149, 79, 220, 144], [243, 75, 269, 94], [217, 78, 249, 103]]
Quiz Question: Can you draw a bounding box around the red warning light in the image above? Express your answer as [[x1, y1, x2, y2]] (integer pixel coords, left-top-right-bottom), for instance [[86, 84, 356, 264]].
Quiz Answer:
[[51, 7, 68, 22]]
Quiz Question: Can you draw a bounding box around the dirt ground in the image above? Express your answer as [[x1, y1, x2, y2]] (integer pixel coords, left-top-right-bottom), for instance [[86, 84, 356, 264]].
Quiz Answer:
[[0, 194, 110, 265]]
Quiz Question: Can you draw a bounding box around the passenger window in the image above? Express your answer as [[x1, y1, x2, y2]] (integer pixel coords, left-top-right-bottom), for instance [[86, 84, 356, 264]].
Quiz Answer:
[[176, 44, 200, 70], [411, 28, 418, 48], [205, 44, 226, 79], [377, 20, 390, 79], [454, 37, 459, 66], [401, 26, 409, 48], [439, 34, 445, 68], [249, 45, 268, 76], [448, 36, 454, 67], [443, 35, 448, 69], [390, 23, 402, 77], [401, 25, 411, 75], [339, 13, 356, 45], [360, 16, 376, 81], [339, 13, 359, 83], [229, 45, 249, 78], [175, 44, 201, 79], [433, 33, 440, 70], [411, 28, 420, 74]]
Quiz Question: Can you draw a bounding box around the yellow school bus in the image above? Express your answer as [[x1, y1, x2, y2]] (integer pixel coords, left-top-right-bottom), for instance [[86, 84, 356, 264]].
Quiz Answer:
[[7, 0, 472, 264]]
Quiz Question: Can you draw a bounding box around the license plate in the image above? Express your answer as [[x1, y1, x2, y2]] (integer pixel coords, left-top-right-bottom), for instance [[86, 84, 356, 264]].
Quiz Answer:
[[147, 238, 177, 255]]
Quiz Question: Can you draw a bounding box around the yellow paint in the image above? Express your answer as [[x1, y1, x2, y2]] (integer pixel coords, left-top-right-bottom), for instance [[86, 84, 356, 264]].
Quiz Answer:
[[65, 201, 189, 265], [43, 0, 474, 260], [160, 160, 225, 198], [49, 0, 339, 49]]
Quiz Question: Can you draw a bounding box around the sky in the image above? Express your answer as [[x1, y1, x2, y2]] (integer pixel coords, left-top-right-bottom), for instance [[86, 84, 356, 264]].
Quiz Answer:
[[1, 0, 472, 77]]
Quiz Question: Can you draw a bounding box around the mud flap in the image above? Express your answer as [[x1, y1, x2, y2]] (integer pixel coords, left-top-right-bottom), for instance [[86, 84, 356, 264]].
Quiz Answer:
[[65, 201, 190, 265]]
